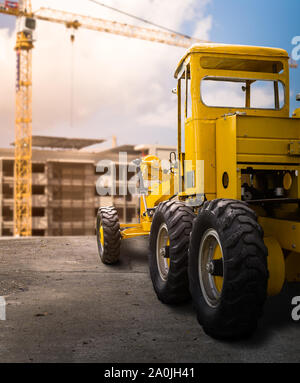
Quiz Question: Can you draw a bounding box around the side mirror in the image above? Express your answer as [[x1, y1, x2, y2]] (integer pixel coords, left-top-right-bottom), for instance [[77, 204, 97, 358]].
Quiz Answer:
[[296, 94, 300, 101], [169, 151, 176, 164]]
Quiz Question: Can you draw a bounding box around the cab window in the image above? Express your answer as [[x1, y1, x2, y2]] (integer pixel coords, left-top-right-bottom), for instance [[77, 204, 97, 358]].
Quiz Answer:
[[201, 77, 285, 110]]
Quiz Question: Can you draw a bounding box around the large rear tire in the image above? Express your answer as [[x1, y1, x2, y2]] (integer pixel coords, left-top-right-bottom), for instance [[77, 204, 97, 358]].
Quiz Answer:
[[188, 199, 268, 339], [149, 200, 195, 304], [96, 206, 121, 265]]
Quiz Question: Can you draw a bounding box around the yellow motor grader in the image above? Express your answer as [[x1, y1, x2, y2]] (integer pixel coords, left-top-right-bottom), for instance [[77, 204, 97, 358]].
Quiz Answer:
[[96, 43, 300, 339]]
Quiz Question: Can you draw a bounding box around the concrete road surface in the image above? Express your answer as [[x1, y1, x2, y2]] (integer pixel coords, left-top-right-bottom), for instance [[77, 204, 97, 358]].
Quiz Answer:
[[0, 236, 299, 363]]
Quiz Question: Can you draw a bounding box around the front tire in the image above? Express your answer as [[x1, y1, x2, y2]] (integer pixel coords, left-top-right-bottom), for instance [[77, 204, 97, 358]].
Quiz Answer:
[[188, 199, 268, 339], [96, 206, 121, 264], [149, 200, 195, 304]]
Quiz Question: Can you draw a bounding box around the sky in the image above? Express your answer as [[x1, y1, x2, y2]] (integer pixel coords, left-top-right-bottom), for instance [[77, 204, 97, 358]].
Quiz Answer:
[[0, 0, 299, 149]]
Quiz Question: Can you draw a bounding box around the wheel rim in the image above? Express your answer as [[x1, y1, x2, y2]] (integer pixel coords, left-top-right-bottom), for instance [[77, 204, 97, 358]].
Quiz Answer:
[[99, 223, 104, 250], [198, 229, 224, 308], [156, 223, 170, 281]]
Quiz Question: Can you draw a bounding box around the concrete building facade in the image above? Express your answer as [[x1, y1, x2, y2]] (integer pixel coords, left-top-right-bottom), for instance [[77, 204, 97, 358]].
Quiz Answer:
[[0, 138, 175, 236]]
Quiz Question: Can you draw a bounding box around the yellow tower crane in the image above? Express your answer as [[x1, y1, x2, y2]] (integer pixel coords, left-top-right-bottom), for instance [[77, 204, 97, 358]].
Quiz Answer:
[[13, 0, 35, 237], [0, 1, 297, 236]]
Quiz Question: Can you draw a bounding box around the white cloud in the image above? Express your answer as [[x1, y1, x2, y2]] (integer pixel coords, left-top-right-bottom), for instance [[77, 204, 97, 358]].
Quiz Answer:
[[192, 15, 212, 40], [0, 0, 213, 148]]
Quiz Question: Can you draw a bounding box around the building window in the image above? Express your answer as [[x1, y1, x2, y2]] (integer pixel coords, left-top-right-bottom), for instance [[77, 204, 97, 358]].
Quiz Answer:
[[32, 230, 45, 236], [2, 207, 13, 221], [2, 183, 13, 198], [3, 160, 14, 177], [2, 229, 13, 236], [32, 207, 45, 217], [32, 185, 45, 195], [32, 163, 45, 173]]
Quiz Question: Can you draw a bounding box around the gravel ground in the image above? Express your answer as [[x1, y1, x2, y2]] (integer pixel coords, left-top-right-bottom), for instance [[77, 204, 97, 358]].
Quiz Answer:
[[0, 236, 299, 363]]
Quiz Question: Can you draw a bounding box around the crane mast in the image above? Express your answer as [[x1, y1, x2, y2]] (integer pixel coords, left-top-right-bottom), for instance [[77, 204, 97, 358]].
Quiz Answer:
[[14, 0, 34, 236]]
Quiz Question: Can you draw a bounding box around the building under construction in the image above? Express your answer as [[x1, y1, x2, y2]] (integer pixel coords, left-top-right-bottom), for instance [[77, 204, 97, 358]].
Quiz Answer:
[[0, 136, 175, 236]]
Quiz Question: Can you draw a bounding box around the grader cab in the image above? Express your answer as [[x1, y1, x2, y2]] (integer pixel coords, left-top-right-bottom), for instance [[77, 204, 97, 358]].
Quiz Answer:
[[96, 44, 300, 339]]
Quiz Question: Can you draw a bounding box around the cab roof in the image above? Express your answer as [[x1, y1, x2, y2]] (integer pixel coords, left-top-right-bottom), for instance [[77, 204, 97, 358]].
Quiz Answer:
[[174, 43, 289, 78]]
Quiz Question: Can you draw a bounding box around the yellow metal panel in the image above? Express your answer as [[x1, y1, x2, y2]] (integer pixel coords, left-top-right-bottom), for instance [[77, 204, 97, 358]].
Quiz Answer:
[[193, 119, 216, 196], [121, 225, 150, 239], [189, 44, 289, 58], [289, 141, 300, 156], [264, 236, 285, 296], [178, 115, 216, 197], [237, 116, 300, 139], [141, 221, 151, 232], [184, 119, 194, 157], [200, 193, 216, 202], [216, 115, 237, 199], [285, 252, 300, 282], [237, 138, 300, 156], [258, 217, 300, 252], [237, 154, 300, 164], [120, 223, 141, 228], [182, 115, 199, 195], [236, 116, 300, 163], [175, 44, 289, 78]]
